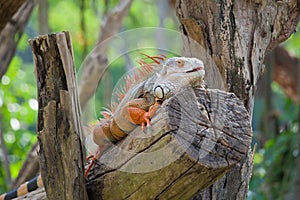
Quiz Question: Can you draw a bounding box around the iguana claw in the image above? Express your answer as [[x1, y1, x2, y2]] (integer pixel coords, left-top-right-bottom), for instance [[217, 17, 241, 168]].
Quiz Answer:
[[84, 144, 109, 178]]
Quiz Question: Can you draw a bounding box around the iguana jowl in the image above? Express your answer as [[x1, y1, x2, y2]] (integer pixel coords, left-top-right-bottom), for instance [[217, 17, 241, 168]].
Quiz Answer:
[[0, 56, 205, 200]]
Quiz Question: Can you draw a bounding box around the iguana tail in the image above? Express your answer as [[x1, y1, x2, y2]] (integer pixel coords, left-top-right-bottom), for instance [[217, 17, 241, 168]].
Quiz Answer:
[[0, 175, 43, 200]]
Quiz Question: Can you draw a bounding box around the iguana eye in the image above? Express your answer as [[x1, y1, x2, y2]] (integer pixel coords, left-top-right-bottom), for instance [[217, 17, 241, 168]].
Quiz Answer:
[[176, 60, 184, 67]]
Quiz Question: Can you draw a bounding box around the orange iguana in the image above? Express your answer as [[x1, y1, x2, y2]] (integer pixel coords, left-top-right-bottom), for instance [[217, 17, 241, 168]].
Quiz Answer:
[[85, 55, 206, 176], [0, 55, 205, 200]]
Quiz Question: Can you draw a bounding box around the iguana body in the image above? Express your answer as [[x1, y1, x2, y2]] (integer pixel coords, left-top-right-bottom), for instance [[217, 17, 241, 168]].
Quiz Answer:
[[86, 56, 205, 176], [93, 56, 205, 142], [0, 56, 205, 199]]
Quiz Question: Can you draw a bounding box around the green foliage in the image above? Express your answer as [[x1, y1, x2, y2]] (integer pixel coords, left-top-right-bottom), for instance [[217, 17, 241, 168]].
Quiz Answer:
[[250, 82, 299, 199], [0, 57, 38, 193], [284, 24, 300, 57], [250, 129, 298, 200], [249, 21, 300, 199]]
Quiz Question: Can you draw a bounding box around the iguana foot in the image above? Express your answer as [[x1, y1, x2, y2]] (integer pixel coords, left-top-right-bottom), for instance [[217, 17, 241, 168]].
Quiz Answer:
[[128, 101, 160, 131], [84, 144, 109, 178], [84, 155, 97, 179]]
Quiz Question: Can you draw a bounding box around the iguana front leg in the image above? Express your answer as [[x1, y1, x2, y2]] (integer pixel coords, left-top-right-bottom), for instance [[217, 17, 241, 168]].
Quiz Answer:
[[127, 98, 160, 130], [85, 98, 159, 178]]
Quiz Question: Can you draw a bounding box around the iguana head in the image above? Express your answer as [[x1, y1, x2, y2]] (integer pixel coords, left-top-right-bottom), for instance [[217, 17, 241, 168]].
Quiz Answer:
[[153, 57, 205, 100], [160, 57, 205, 77]]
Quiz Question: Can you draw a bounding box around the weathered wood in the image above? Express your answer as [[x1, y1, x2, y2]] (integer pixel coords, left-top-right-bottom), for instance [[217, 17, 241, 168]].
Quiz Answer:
[[86, 88, 251, 200], [15, 188, 46, 200], [177, 0, 300, 109], [29, 32, 88, 200], [176, 0, 299, 199]]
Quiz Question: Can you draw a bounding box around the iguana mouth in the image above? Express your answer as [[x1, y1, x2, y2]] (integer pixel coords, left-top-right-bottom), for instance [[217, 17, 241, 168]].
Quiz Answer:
[[187, 66, 204, 73]]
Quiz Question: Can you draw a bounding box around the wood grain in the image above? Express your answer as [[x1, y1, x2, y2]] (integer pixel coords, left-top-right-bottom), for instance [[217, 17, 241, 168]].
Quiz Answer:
[[18, 87, 251, 199], [86, 88, 251, 200]]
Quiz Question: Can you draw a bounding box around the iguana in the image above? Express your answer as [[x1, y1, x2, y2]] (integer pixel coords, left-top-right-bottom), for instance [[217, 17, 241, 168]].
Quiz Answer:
[[85, 55, 206, 176], [0, 55, 205, 200]]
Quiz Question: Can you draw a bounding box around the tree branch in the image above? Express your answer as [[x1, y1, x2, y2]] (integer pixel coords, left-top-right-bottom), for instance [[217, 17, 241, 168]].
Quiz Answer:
[[0, 0, 26, 32], [78, 0, 133, 109], [272, 46, 299, 103], [0, 0, 36, 79]]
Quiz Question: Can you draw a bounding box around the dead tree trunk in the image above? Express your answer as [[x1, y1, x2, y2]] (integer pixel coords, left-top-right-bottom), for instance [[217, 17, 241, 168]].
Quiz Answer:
[[176, 0, 300, 199], [86, 88, 252, 199], [29, 32, 88, 200]]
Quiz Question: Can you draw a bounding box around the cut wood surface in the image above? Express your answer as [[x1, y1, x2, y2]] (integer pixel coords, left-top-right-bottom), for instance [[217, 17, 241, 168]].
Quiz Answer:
[[86, 88, 252, 200], [20, 87, 251, 199], [15, 188, 46, 200], [29, 32, 88, 200]]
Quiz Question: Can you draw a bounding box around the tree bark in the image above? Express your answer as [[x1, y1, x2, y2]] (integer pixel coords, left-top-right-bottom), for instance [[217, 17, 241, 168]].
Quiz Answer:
[[0, 0, 26, 32], [86, 88, 252, 199], [29, 32, 88, 200], [15, 188, 46, 200], [0, 0, 36, 80], [176, 0, 300, 199]]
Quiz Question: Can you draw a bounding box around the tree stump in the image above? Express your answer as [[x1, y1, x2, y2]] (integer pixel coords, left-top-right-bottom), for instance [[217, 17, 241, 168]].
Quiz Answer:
[[86, 88, 252, 200], [17, 86, 251, 199], [29, 32, 88, 200]]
